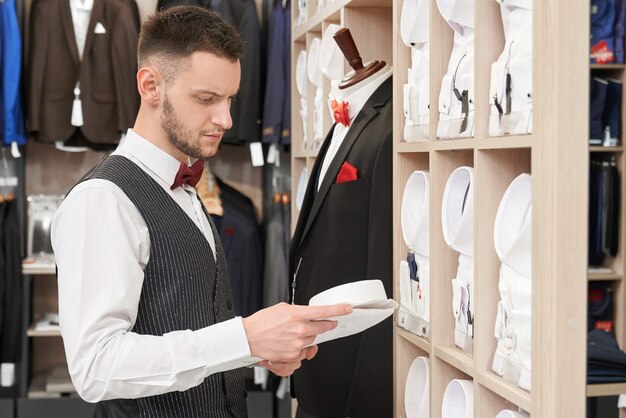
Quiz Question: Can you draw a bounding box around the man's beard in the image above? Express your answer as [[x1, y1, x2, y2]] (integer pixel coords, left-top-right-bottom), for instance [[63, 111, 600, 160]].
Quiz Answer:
[[161, 94, 212, 159]]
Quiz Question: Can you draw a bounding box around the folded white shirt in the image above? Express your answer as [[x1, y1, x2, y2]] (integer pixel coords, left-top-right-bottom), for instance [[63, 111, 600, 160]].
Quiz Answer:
[[308, 280, 397, 345]]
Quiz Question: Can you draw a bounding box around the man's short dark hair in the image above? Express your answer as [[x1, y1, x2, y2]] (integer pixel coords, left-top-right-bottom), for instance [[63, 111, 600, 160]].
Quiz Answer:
[[138, 6, 244, 82]]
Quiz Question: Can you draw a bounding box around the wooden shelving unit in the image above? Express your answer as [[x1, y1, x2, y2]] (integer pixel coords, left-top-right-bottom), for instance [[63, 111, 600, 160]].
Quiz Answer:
[[292, 0, 590, 416]]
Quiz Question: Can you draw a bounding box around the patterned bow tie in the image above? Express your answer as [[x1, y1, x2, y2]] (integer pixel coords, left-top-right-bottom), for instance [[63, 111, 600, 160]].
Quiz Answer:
[[331, 100, 351, 127], [171, 160, 204, 190]]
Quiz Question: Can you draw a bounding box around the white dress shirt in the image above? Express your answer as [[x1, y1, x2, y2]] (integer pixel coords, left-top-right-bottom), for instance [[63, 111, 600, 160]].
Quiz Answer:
[[69, 0, 93, 61], [317, 67, 392, 190], [436, 0, 475, 139], [52, 130, 256, 403]]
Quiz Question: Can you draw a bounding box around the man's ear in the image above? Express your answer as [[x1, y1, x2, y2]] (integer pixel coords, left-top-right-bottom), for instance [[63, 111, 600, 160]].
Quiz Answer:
[[137, 66, 162, 106]]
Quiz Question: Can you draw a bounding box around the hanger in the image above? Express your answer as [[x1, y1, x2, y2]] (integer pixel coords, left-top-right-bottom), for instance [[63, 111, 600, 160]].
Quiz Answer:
[[332, 28, 386, 89]]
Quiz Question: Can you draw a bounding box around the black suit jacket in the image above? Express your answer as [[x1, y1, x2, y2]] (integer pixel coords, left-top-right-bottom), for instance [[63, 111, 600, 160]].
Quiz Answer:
[[289, 77, 393, 418], [27, 0, 139, 145]]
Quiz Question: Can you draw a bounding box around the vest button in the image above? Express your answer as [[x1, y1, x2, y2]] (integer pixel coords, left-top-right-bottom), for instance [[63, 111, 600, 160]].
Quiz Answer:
[[227, 300, 233, 310]]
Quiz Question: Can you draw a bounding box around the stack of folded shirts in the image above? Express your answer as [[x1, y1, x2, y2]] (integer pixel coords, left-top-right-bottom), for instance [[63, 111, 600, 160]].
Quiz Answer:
[[588, 329, 626, 383]]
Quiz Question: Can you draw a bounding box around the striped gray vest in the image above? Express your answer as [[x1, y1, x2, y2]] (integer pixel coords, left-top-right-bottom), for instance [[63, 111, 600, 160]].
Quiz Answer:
[[83, 155, 247, 418]]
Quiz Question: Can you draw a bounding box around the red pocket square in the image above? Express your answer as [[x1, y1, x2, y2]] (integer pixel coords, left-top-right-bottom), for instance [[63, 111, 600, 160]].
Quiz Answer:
[[336, 161, 358, 184]]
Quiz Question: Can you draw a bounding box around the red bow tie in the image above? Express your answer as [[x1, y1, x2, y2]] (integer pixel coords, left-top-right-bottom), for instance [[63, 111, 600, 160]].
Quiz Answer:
[[331, 100, 351, 127], [171, 160, 204, 190]]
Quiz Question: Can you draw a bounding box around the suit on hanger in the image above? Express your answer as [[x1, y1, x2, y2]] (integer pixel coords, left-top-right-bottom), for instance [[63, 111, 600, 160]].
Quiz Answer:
[[289, 77, 393, 418], [157, 0, 261, 145], [27, 0, 139, 146], [211, 177, 263, 317]]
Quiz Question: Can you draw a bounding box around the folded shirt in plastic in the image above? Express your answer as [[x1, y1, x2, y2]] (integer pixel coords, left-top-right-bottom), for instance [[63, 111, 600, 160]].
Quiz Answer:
[[309, 280, 397, 345]]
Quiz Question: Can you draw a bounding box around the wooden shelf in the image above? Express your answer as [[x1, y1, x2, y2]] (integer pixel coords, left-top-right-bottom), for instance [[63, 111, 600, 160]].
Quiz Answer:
[[590, 64, 626, 70], [293, 0, 392, 41], [396, 141, 431, 153], [587, 382, 626, 397], [432, 346, 473, 377], [476, 371, 532, 412], [293, 0, 345, 41], [588, 272, 623, 281], [292, 149, 319, 158], [27, 325, 61, 337], [477, 134, 534, 150], [590, 146, 624, 153], [433, 138, 476, 151], [395, 326, 431, 354]]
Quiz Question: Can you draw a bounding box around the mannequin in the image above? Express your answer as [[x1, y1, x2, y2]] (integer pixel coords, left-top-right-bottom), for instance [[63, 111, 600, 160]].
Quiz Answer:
[[442, 379, 473, 418], [488, 0, 533, 136], [442, 166, 475, 351], [290, 27, 393, 418], [492, 173, 532, 391], [401, 0, 429, 140], [436, 0, 475, 138], [399, 171, 430, 336]]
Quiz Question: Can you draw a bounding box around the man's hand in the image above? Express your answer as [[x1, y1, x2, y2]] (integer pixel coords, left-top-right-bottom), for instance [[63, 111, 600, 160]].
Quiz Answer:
[[258, 345, 319, 377], [242, 302, 352, 362]]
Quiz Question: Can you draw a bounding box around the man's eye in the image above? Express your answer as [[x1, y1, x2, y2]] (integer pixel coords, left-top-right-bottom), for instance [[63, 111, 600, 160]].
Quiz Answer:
[[199, 96, 214, 104]]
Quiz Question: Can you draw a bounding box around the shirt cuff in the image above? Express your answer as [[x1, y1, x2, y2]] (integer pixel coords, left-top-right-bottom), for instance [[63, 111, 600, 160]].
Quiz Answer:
[[196, 317, 260, 372]]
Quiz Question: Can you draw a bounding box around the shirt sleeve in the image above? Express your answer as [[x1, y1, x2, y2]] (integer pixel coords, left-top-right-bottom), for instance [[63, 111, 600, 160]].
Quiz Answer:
[[52, 180, 258, 403]]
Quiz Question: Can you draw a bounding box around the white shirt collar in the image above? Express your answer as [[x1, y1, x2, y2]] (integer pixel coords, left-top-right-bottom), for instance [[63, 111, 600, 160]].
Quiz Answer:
[[436, 0, 475, 33], [401, 0, 429, 47], [70, 0, 94, 12], [341, 66, 393, 122], [120, 129, 183, 187]]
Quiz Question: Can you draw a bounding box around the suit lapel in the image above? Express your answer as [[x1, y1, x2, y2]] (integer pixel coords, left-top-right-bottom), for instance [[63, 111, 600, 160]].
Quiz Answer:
[[82, 0, 104, 65], [59, 0, 80, 66], [294, 76, 393, 251], [299, 105, 378, 245]]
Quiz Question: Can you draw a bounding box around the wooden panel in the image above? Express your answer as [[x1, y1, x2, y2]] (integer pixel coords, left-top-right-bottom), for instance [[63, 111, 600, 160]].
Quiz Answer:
[[533, 0, 589, 415], [474, 382, 521, 418], [31, 339, 66, 376], [341, 7, 393, 69]]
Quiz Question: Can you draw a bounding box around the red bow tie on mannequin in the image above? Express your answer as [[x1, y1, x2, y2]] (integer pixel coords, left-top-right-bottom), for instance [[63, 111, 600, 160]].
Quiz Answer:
[[171, 160, 204, 190], [331, 100, 351, 127]]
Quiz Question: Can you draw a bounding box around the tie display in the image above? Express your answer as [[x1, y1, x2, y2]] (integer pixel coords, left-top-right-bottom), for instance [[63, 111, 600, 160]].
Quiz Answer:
[[492, 173, 532, 391], [331, 100, 351, 127], [171, 160, 204, 190]]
